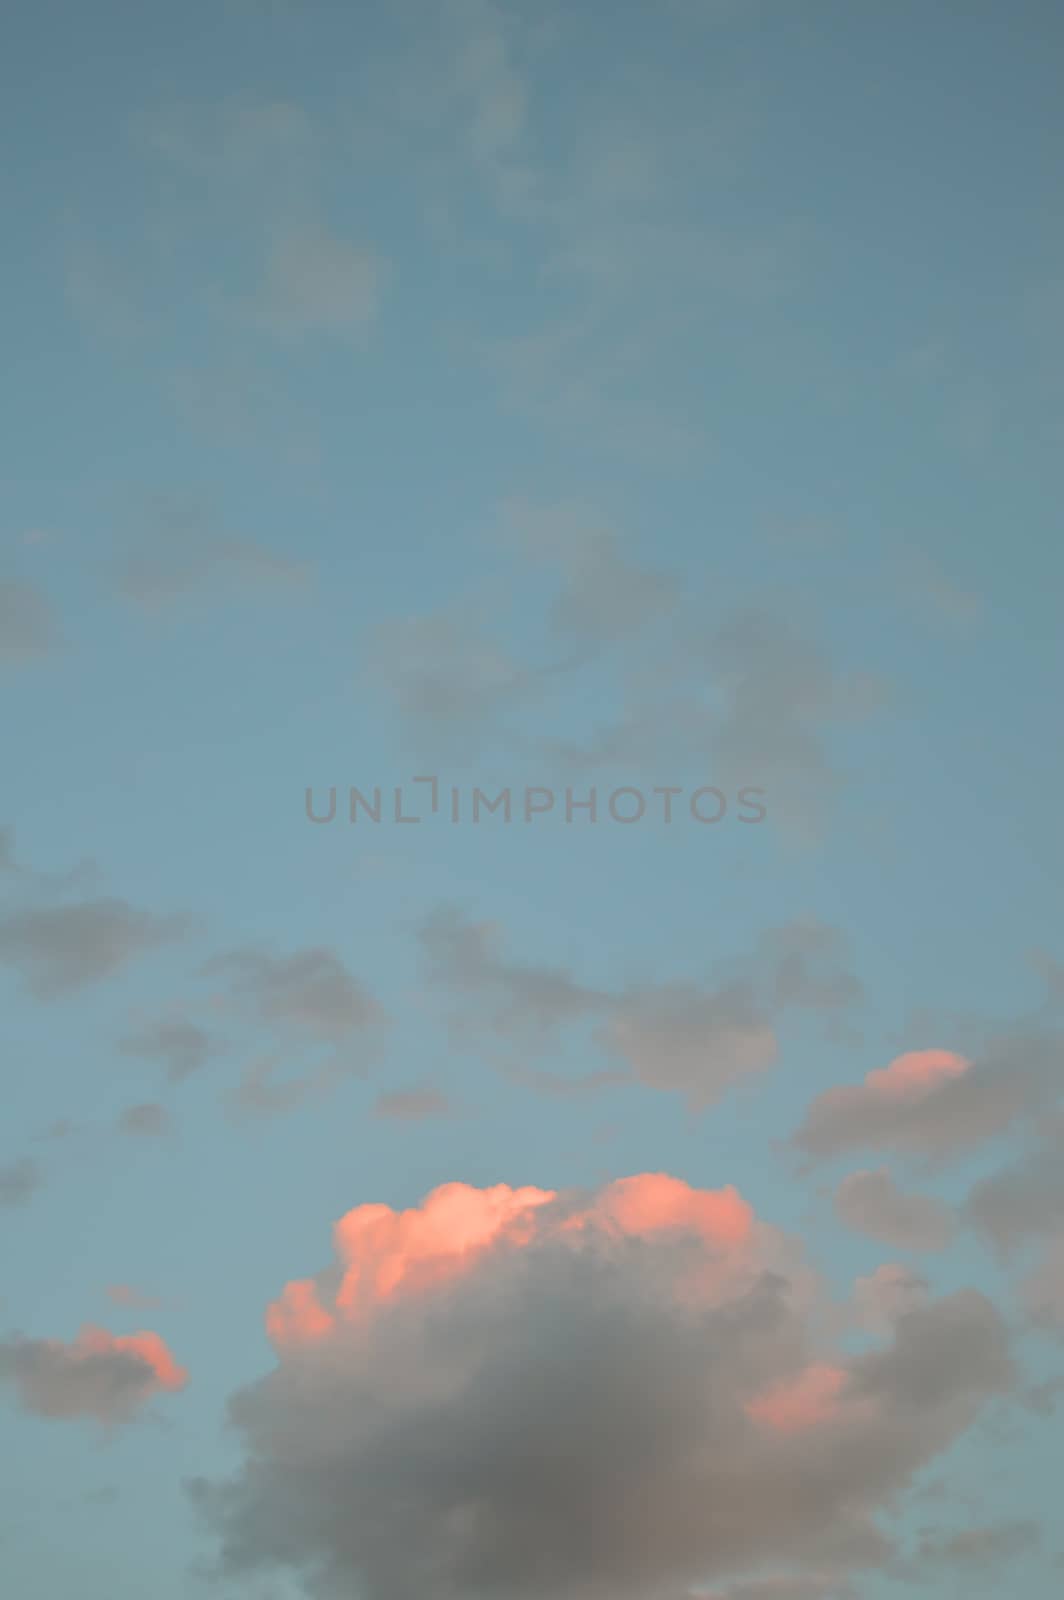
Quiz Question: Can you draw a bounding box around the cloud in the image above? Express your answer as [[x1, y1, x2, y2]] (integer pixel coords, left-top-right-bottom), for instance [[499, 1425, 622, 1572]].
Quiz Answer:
[[420, 908, 863, 1110], [852, 1265, 931, 1334], [117, 1103, 172, 1138], [363, 609, 531, 761], [190, 1172, 1011, 1600], [834, 1170, 954, 1253], [0, 579, 58, 664], [373, 1085, 454, 1122], [419, 905, 606, 1039], [0, 1325, 186, 1423], [113, 499, 312, 610], [792, 1037, 1061, 1166], [202, 944, 385, 1047], [602, 980, 777, 1112], [0, 1157, 40, 1209], [105, 1285, 162, 1311], [1021, 1235, 1064, 1337], [705, 612, 887, 839], [896, 1519, 1040, 1577], [119, 1019, 217, 1083], [964, 1147, 1064, 1257], [246, 224, 382, 342], [0, 898, 188, 998], [501, 499, 679, 650]]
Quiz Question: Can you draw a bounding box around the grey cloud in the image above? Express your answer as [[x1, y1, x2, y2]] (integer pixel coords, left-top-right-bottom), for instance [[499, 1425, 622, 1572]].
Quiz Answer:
[[0, 1332, 179, 1423], [202, 944, 384, 1045], [602, 980, 776, 1112], [115, 522, 312, 610], [373, 1085, 454, 1122], [0, 579, 59, 663], [761, 923, 864, 1014], [420, 905, 606, 1038], [707, 612, 888, 840], [119, 1018, 217, 1083], [117, 1103, 172, 1138], [0, 1157, 41, 1209], [502, 500, 678, 650], [793, 1033, 1062, 1167], [896, 1519, 1039, 1576], [1021, 1235, 1064, 1337], [964, 1147, 1064, 1257], [852, 1265, 931, 1333], [834, 1170, 954, 1253], [420, 907, 862, 1111], [247, 224, 382, 343], [229, 1055, 344, 1121], [0, 897, 188, 998], [363, 608, 531, 761], [189, 1211, 1010, 1600]]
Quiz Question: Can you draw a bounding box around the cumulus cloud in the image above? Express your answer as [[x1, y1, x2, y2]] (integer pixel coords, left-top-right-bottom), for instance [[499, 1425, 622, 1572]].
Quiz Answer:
[[833, 1170, 954, 1253], [0, 578, 58, 663], [0, 1325, 186, 1423], [189, 1172, 1011, 1600], [0, 897, 188, 998], [792, 1037, 1061, 1166]]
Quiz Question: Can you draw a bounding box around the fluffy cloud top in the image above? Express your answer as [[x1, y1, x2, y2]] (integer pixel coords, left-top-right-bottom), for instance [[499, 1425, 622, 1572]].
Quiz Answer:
[[0, 1325, 186, 1423], [190, 1173, 1011, 1600]]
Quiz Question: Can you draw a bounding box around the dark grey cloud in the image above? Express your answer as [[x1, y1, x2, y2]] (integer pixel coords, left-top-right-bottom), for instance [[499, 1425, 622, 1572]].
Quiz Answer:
[[834, 1170, 954, 1253], [189, 1196, 1011, 1600], [0, 897, 189, 998], [0, 1157, 41, 1209]]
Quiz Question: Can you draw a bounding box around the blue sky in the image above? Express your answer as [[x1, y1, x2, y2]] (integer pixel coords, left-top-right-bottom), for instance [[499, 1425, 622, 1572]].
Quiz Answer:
[[2, 3, 1064, 1598]]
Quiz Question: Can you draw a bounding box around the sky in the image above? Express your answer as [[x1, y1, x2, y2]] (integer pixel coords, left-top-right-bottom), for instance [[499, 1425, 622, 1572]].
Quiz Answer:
[[2, 1, 1064, 1597]]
